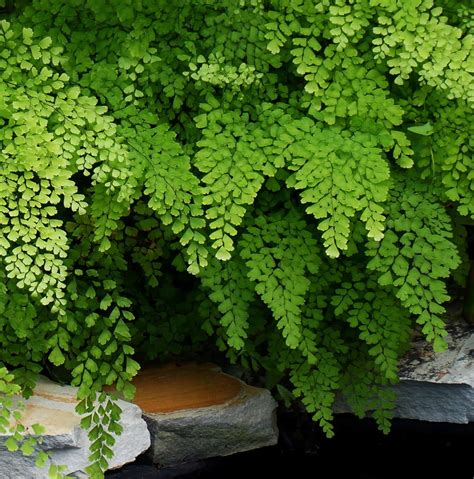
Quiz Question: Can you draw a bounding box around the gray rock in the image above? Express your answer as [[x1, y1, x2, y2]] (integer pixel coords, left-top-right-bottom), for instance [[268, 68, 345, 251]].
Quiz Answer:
[[394, 322, 474, 423], [390, 381, 473, 423], [144, 378, 278, 467], [0, 377, 150, 478], [336, 322, 474, 423]]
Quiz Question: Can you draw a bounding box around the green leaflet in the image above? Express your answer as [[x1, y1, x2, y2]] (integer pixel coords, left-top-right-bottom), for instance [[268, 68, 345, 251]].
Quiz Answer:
[[407, 122, 434, 137]]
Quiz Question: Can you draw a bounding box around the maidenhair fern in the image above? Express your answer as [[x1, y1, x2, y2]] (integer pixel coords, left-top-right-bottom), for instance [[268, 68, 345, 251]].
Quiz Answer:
[[0, 0, 472, 477]]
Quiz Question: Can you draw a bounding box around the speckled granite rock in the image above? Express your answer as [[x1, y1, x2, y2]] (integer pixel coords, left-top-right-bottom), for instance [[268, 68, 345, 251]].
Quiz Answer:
[[336, 322, 474, 423], [131, 364, 278, 467], [0, 377, 150, 478]]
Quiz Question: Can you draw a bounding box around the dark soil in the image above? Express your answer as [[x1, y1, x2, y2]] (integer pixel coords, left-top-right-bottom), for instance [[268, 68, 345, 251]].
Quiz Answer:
[[106, 413, 474, 479]]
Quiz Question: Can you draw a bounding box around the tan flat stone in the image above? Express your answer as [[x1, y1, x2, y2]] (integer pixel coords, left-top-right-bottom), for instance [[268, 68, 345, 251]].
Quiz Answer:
[[132, 363, 243, 413]]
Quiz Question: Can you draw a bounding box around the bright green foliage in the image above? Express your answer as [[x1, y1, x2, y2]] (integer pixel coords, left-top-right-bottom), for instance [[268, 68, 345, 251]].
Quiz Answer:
[[200, 253, 255, 350], [332, 267, 412, 382], [405, 92, 474, 217], [77, 392, 123, 478], [285, 125, 390, 257], [0, 1, 472, 476], [366, 177, 461, 351], [239, 208, 320, 349]]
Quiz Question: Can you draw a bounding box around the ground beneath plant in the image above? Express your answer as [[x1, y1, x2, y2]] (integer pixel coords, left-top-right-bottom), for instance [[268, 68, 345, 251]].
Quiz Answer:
[[106, 412, 474, 479]]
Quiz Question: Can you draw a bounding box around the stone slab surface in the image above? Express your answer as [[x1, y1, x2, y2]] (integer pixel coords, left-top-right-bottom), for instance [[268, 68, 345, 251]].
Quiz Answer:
[[394, 322, 474, 423], [336, 322, 474, 423], [133, 363, 278, 467], [399, 322, 473, 387], [0, 377, 150, 478]]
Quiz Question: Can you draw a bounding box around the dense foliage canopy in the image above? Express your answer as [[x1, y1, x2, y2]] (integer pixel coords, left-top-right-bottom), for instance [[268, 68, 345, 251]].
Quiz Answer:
[[0, 0, 472, 476]]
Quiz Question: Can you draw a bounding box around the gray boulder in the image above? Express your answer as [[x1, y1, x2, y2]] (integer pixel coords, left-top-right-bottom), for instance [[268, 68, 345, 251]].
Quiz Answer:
[[336, 322, 474, 423], [394, 322, 473, 423], [0, 377, 150, 478], [136, 364, 278, 467]]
